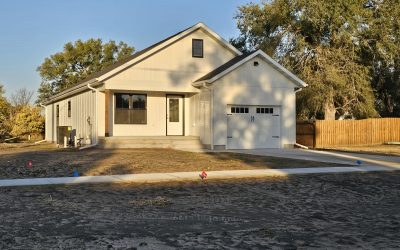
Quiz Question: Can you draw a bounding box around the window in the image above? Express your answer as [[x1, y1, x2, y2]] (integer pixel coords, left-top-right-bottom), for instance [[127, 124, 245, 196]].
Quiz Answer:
[[67, 101, 71, 117], [116, 94, 130, 109], [169, 99, 179, 122], [56, 105, 59, 117], [256, 107, 274, 114], [192, 39, 203, 58], [231, 106, 249, 114], [115, 93, 147, 124]]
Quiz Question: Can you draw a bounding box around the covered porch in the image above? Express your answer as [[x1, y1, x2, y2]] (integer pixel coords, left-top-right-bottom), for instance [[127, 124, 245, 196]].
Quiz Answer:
[[99, 88, 207, 147]]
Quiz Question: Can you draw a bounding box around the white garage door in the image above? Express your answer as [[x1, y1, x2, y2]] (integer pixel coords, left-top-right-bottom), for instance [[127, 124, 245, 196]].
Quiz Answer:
[[227, 105, 281, 149]]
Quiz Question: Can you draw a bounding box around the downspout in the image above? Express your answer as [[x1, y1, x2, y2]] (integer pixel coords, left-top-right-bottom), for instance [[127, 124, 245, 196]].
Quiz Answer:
[[81, 83, 99, 150], [294, 87, 307, 149], [294, 87, 303, 93], [202, 82, 214, 150], [38, 103, 47, 142]]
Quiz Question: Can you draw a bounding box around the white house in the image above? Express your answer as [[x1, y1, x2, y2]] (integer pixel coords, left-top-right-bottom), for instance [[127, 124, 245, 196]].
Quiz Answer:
[[44, 22, 307, 150]]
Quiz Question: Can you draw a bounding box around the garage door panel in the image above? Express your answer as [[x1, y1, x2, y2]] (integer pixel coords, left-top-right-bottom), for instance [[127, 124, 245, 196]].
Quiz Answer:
[[227, 105, 281, 149], [227, 113, 252, 149]]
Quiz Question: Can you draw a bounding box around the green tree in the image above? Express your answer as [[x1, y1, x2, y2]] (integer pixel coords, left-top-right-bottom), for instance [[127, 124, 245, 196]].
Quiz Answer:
[[360, 0, 400, 117], [36, 39, 135, 104], [232, 0, 378, 120], [11, 106, 44, 138], [0, 84, 11, 139]]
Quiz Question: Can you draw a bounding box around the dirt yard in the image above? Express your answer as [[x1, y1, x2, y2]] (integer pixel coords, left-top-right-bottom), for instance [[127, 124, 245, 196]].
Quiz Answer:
[[323, 144, 400, 156], [0, 172, 399, 249], [0, 143, 349, 179]]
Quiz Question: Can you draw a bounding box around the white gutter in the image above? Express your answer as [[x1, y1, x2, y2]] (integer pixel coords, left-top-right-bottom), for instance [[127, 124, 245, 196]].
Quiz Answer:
[[44, 79, 98, 105], [87, 83, 99, 148], [211, 87, 214, 150]]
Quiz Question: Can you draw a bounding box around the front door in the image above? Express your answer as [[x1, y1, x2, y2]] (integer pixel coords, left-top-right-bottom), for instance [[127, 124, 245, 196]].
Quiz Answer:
[[166, 95, 184, 135]]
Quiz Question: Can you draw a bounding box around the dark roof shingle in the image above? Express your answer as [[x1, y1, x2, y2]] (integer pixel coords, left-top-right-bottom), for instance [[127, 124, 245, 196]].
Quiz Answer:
[[45, 24, 195, 103]]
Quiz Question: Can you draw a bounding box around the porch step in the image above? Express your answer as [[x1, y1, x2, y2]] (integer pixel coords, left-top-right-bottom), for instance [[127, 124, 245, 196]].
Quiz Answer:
[[99, 136, 205, 150]]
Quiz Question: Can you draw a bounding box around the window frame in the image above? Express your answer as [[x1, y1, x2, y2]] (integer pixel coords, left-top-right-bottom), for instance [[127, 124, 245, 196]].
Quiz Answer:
[[256, 107, 274, 114], [56, 105, 59, 118], [67, 101, 71, 118], [230, 106, 249, 114], [114, 93, 147, 125], [192, 39, 204, 58]]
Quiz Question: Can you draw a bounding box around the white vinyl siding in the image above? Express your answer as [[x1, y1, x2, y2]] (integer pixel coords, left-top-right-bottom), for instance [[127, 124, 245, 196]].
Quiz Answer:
[[46, 90, 97, 144], [110, 92, 166, 136], [45, 104, 54, 142], [212, 55, 297, 148]]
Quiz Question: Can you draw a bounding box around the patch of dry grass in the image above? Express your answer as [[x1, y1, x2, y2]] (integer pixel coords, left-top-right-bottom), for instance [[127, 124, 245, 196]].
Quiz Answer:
[[0, 144, 349, 179]]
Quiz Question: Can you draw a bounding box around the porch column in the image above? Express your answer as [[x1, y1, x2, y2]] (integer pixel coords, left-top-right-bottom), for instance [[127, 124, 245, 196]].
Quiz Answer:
[[105, 90, 111, 137]]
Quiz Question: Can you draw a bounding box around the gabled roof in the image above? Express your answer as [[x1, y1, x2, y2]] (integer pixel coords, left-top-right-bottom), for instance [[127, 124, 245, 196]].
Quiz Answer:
[[194, 50, 258, 83], [44, 22, 242, 105], [193, 49, 307, 88]]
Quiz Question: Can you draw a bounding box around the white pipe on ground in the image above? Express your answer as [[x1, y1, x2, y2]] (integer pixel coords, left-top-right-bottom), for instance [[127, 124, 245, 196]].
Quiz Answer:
[[386, 142, 400, 145], [4, 137, 18, 142], [34, 139, 46, 144], [295, 143, 309, 149], [79, 144, 98, 150]]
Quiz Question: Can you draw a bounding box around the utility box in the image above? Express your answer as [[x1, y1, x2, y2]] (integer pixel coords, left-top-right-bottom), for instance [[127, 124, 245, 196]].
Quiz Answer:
[[57, 126, 72, 145]]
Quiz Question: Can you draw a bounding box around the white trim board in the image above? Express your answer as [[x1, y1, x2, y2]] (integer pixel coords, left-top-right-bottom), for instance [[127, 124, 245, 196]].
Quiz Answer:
[[194, 50, 308, 88]]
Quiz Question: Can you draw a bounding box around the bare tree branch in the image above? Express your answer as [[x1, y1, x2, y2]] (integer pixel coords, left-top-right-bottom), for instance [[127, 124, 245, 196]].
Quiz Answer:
[[10, 88, 34, 107]]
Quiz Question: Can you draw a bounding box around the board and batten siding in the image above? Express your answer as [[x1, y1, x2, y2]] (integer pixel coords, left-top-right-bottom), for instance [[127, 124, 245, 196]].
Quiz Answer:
[[212, 55, 297, 148], [188, 89, 211, 146], [45, 104, 55, 142], [108, 91, 196, 137], [46, 90, 97, 144], [109, 92, 166, 136], [103, 28, 237, 93]]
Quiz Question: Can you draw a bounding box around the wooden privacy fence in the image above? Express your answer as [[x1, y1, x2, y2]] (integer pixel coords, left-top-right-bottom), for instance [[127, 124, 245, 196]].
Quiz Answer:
[[297, 118, 400, 148], [296, 121, 315, 148]]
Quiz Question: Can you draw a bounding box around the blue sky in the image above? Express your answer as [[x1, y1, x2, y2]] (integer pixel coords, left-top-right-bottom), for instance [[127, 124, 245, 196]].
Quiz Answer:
[[0, 0, 256, 100]]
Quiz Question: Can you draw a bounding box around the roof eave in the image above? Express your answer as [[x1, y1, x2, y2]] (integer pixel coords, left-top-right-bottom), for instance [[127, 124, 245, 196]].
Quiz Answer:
[[194, 50, 308, 88], [43, 79, 101, 105]]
